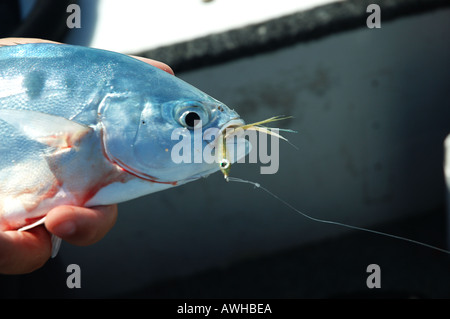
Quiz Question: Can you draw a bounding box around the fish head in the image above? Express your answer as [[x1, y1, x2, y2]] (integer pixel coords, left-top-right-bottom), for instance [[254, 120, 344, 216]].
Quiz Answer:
[[100, 64, 250, 184]]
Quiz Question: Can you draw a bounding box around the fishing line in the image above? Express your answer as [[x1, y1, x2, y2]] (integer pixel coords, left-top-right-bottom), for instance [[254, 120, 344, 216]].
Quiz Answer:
[[219, 115, 449, 255], [225, 176, 450, 255]]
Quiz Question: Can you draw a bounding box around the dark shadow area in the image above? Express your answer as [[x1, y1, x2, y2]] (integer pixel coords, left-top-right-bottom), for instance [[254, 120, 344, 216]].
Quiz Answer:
[[114, 207, 450, 299], [0, 0, 98, 45], [0, 0, 77, 42], [2, 206, 446, 299]]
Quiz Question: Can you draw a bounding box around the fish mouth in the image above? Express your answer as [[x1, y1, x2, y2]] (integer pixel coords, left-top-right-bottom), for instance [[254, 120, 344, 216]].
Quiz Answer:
[[221, 118, 245, 130], [217, 118, 245, 143], [215, 117, 250, 165], [181, 118, 247, 181], [207, 118, 247, 157]]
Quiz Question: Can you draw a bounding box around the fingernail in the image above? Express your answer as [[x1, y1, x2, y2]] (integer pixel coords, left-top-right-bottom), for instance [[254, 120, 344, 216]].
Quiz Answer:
[[53, 221, 76, 236]]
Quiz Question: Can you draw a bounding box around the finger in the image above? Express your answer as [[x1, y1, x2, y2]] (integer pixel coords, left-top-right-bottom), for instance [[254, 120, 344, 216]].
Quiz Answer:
[[45, 205, 118, 246], [129, 55, 175, 75], [0, 227, 52, 275]]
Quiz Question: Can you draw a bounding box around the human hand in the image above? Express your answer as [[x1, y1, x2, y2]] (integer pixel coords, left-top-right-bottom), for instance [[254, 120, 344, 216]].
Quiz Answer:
[[0, 205, 118, 274], [0, 38, 173, 274]]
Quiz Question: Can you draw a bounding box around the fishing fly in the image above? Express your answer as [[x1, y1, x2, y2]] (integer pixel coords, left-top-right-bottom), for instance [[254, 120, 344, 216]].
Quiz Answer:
[[218, 115, 296, 179], [217, 115, 450, 256]]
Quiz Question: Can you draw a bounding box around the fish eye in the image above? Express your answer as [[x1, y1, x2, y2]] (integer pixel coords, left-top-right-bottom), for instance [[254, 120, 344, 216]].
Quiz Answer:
[[176, 102, 210, 129], [182, 111, 201, 128]]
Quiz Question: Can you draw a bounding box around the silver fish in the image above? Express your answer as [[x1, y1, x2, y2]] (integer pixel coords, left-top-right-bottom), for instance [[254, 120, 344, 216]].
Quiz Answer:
[[0, 43, 248, 234]]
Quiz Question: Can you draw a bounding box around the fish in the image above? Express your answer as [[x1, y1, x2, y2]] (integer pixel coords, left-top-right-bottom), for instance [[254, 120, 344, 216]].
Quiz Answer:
[[0, 43, 250, 236]]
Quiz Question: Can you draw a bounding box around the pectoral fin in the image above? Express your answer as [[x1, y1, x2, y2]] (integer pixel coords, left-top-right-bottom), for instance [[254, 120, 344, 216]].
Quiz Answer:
[[0, 109, 91, 149], [17, 216, 47, 231], [50, 235, 62, 258]]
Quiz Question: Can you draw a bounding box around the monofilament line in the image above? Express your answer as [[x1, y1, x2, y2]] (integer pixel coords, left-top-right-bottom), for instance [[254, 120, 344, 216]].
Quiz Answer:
[[226, 176, 450, 255]]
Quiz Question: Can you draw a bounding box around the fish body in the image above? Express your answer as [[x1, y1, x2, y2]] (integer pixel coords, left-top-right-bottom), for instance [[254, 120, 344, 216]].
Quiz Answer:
[[0, 43, 246, 231]]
